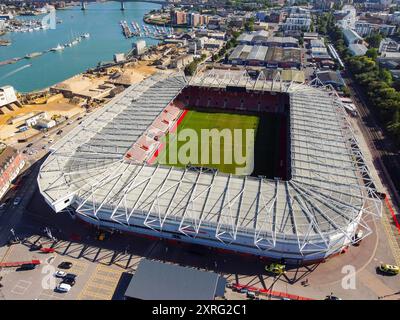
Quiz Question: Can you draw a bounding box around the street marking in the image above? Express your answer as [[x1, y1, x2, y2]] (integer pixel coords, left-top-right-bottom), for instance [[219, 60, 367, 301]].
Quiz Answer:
[[77, 264, 122, 300], [11, 280, 31, 295]]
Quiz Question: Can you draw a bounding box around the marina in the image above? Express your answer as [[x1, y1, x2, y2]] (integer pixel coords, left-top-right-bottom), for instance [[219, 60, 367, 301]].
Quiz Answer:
[[0, 33, 91, 66], [0, 1, 161, 92], [120, 20, 175, 40]]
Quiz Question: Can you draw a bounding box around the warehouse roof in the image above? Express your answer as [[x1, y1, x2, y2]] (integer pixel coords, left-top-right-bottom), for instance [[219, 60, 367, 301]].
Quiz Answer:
[[316, 70, 346, 87], [343, 28, 363, 44], [238, 30, 269, 44], [124, 259, 226, 300], [267, 36, 299, 46], [247, 45, 269, 61], [348, 43, 368, 56], [229, 45, 302, 64]]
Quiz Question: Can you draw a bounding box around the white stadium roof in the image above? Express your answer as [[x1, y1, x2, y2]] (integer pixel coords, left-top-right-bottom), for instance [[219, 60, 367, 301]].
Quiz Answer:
[[38, 69, 382, 259]]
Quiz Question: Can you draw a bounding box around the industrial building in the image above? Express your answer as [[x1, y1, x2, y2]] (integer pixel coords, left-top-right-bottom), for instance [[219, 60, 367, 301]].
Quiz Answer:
[[124, 259, 226, 300], [228, 45, 303, 68], [37, 70, 382, 264]]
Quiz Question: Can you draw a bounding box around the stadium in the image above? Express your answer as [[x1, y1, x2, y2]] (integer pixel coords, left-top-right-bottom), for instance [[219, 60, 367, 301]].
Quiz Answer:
[[37, 69, 382, 265]]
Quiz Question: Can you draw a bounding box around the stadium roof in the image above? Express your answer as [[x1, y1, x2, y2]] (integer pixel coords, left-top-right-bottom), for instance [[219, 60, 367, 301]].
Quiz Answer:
[[38, 69, 381, 256]]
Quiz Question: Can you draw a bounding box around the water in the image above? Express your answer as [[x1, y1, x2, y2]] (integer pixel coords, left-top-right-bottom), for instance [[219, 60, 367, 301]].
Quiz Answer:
[[0, 1, 161, 92]]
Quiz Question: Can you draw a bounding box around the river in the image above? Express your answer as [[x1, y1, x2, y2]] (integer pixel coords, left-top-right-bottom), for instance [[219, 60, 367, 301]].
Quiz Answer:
[[0, 1, 162, 92]]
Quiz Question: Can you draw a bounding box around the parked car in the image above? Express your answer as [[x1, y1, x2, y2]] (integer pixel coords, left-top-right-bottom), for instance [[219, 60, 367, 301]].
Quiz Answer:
[[13, 197, 21, 206], [379, 264, 399, 275], [62, 277, 76, 286], [0, 203, 7, 210], [325, 294, 342, 300], [56, 283, 71, 293], [246, 291, 256, 299], [265, 263, 286, 275], [58, 261, 73, 269], [30, 244, 42, 251], [64, 273, 77, 280], [18, 263, 37, 271], [56, 130, 63, 135], [54, 270, 67, 278], [26, 143, 33, 148]]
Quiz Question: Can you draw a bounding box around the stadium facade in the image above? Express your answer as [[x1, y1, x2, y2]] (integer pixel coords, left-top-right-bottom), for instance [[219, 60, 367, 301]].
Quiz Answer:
[[37, 69, 382, 264]]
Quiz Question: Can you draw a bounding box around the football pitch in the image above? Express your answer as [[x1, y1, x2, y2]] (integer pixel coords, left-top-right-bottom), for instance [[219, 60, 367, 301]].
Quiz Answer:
[[156, 110, 259, 175]]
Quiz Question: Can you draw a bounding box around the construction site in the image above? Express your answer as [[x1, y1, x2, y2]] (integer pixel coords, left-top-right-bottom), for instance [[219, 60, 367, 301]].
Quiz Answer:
[[0, 60, 157, 144]]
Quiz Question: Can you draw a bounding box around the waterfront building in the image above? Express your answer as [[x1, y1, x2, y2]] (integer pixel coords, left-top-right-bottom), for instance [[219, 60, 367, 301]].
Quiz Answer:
[[171, 10, 187, 25], [0, 12, 13, 20], [25, 112, 48, 127], [133, 40, 146, 55], [0, 86, 18, 109], [0, 147, 25, 200], [114, 53, 126, 63]]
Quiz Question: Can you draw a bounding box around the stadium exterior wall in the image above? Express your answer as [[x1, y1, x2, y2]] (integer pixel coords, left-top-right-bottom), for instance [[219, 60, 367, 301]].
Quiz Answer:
[[67, 199, 361, 264]]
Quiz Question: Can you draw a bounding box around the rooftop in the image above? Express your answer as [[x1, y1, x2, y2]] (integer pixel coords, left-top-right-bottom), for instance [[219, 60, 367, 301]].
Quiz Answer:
[[124, 259, 225, 300]]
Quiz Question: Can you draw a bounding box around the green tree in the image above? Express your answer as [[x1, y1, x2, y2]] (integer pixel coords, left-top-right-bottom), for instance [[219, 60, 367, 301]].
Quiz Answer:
[[365, 32, 383, 48], [366, 48, 378, 60]]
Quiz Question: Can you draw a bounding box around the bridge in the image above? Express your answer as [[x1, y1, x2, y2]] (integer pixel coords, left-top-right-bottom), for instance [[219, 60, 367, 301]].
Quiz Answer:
[[80, 0, 166, 10]]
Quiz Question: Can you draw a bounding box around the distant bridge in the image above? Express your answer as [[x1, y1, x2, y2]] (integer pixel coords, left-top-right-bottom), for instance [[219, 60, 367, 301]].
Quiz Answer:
[[80, 0, 166, 10]]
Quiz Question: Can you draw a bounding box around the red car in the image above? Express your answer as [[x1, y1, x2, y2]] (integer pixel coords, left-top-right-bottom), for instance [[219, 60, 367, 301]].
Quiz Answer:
[[40, 247, 55, 253]]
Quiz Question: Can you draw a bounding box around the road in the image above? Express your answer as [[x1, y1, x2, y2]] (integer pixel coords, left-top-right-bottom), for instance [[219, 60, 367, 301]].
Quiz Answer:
[[342, 70, 400, 218], [0, 111, 89, 247]]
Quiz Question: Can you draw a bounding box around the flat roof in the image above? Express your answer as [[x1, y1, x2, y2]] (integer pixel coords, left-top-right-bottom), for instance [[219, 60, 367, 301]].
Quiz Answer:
[[124, 259, 225, 300]]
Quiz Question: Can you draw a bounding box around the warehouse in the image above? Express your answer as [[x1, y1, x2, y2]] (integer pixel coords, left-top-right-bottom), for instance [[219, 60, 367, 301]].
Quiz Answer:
[[228, 45, 303, 68]]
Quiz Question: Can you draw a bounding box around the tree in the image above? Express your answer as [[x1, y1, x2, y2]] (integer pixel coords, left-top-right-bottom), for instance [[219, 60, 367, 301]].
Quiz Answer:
[[366, 48, 378, 60], [244, 17, 255, 32], [379, 68, 393, 86], [365, 32, 383, 49]]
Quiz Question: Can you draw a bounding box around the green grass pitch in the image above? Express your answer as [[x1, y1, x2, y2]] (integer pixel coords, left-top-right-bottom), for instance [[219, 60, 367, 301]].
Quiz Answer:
[[156, 110, 259, 175]]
